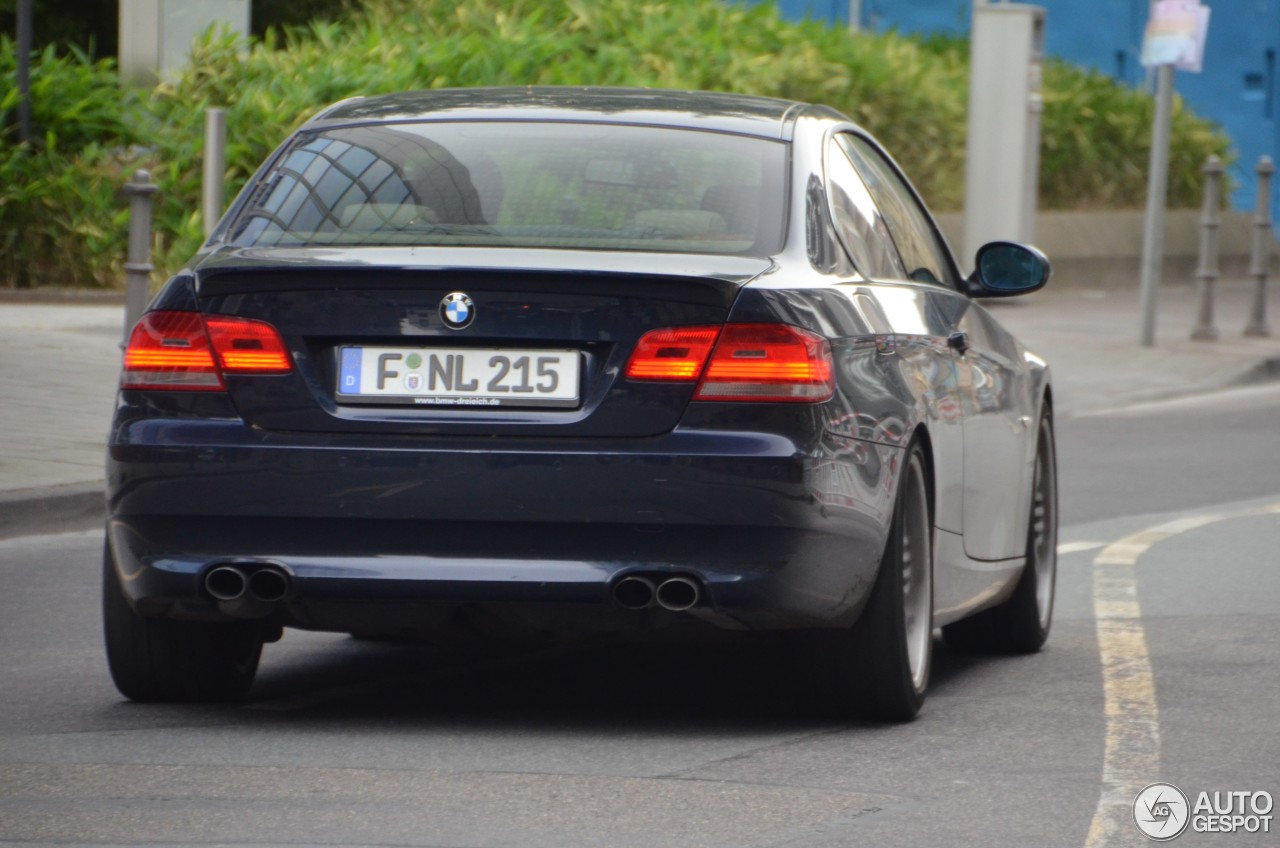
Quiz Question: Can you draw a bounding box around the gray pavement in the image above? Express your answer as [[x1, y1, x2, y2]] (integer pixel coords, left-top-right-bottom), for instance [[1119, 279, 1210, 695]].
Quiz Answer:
[[0, 304, 122, 525], [0, 279, 1277, 511], [989, 278, 1280, 413]]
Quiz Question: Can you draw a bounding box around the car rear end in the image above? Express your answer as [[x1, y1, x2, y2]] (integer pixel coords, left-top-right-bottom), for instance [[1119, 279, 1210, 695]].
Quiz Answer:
[[106, 112, 897, 641]]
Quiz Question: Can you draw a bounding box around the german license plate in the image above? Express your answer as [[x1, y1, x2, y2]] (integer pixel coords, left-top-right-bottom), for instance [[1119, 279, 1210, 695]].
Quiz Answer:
[[337, 346, 580, 408]]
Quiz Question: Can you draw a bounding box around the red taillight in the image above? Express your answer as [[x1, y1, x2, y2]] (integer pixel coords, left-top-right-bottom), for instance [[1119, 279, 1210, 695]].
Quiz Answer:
[[205, 317, 292, 373], [625, 326, 720, 381], [698, 324, 834, 402], [625, 323, 834, 403], [122, 311, 222, 391], [122, 311, 291, 391]]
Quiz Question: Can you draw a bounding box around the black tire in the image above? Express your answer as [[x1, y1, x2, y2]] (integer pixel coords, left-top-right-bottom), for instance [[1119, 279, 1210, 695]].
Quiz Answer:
[[943, 407, 1058, 654], [103, 542, 264, 702], [816, 443, 933, 722]]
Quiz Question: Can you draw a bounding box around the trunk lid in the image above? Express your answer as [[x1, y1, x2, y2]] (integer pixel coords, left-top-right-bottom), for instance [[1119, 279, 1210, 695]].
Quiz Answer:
[[193, 246, 770, 438]]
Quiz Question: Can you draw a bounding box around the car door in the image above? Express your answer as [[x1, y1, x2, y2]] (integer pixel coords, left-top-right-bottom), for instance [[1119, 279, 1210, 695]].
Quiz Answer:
[[837, 134, 1035, 566], [823, 133, 964, 543]]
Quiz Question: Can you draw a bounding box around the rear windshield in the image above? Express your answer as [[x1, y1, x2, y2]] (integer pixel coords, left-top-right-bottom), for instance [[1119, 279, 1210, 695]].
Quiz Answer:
[[227, 121, 787, 256]]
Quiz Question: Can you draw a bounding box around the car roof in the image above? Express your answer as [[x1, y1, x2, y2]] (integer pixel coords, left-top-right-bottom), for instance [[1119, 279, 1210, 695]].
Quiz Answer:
[[306, 86, 845, 140]]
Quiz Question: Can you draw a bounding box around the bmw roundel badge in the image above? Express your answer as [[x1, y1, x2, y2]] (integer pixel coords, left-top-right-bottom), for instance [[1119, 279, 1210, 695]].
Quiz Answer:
[[440, 292, 475, 329]]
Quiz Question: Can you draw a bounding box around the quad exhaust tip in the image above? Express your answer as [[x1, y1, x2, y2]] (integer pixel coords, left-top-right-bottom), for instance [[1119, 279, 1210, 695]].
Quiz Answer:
[[203, 563, 292, 615], [247, 567, 289, 603], [205, 565, 248, 602], [612, 575, 656, 610], [611, 574, 703, 612], [655, 576, 701, 612]]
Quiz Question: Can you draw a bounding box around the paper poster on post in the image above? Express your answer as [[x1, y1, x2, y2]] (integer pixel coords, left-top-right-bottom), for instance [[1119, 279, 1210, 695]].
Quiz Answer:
[[1141, 0, 1211, 72]]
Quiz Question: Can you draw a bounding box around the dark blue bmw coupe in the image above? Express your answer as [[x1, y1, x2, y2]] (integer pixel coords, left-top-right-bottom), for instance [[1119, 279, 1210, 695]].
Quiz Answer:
[[105, 87, 1057, 720]]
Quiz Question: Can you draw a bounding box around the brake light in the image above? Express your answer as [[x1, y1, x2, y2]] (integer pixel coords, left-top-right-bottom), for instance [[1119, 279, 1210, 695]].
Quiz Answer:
[[122, 312, 222, 390], [625, 323, 834, 403], [122, 311, 291, 391], [696, 324, 834, 402], [625, 326, 719, 381], [205, 317, 292, 373]]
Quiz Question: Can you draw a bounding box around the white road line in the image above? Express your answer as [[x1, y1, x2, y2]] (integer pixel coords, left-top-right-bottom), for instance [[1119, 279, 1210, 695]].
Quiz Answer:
[[1084, 502, 1280, 847]]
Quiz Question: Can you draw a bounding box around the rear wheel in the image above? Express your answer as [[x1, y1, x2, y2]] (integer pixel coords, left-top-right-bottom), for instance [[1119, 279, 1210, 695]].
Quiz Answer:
[[103, 542, 263, 702], [817, 443, 933, 721], [943, 407, 1057, 654]]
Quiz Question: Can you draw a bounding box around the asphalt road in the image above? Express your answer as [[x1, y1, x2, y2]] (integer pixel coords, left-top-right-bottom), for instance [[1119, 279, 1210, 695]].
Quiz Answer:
[[2, 385, 1279, 847]]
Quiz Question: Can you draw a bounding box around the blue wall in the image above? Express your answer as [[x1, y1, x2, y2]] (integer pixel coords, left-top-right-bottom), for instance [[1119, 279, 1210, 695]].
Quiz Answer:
[[861, 0, 970, 36], [759, 1, 1280, 215], [774, 0, 850, 24]]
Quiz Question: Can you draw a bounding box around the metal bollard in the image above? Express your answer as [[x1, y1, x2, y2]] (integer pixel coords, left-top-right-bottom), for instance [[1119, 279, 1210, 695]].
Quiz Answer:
[[1245, 156, 1274, 337], [122, 170, 158, 345], [1191, 155, 1223, 341], [203, 107, 226, 239]]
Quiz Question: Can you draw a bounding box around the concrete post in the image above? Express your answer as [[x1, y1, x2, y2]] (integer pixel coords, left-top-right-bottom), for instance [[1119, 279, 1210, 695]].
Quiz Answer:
[[1245, 156, 1274, 337], [123, 170, 158, 344], [203, 108, 227, 239], [119, 0, 250, 87], [963, 4, 1045, 265], [1191, 155, 1223, 341]]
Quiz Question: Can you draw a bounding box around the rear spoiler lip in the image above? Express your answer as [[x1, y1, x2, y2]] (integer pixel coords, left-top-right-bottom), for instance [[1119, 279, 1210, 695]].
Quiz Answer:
[[195, 245, 772, 281], [193, 246, 776, 308]]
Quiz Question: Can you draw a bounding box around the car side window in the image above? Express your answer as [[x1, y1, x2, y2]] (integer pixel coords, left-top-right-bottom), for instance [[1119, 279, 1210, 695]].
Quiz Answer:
[[824, 138, 905, 280], [838, 134, 958, 289]]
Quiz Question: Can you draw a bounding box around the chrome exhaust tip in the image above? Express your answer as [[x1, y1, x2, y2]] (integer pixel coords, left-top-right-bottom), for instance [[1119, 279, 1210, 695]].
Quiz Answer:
[[613, 575, 657, 610], [655, 576, 701, 612], [205, 565, 248, 602], [247, 567, 290, 603]]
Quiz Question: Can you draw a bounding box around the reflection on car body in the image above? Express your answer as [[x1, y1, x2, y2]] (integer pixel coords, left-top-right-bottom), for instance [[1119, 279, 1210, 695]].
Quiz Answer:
[[104, 87, 1057, 721]]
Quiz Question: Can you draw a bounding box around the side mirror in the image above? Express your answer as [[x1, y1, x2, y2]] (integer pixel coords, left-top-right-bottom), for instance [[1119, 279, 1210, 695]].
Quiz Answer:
[[968, 241, 1050, 297]]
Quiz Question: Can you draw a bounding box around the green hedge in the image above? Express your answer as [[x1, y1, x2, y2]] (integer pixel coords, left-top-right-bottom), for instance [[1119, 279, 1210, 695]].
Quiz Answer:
[[912, 34, 1231, 209], [0, 0, 1232, 287], [0, 40, 148, 286]]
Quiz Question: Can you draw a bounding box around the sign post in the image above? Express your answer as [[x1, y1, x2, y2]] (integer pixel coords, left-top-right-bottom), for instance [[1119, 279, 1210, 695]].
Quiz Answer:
[[1137, 0, 1211, 347], [15, 0, 32, 144], [1137, 64, 1176, 348]]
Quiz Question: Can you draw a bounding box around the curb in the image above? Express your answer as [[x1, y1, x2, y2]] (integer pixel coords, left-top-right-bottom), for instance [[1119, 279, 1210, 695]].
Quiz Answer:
[[0, 483, 104, 540], [1237, 353, 1280, 385], [0, 289, 125, 305], [1059, 351, 1280, 418]]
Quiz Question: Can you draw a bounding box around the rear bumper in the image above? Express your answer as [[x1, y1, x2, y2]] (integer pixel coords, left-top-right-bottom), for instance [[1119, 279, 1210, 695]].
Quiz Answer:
[[107, 414, 899, 633]]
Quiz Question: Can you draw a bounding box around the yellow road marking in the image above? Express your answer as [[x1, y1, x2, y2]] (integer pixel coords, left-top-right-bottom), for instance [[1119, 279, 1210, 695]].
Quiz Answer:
[[1085, 502, 1280, 847]]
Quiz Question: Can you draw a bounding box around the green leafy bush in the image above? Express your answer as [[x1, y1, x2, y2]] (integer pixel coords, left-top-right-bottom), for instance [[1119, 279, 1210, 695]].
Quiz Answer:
[[1, 0, 1233, 287], [915, 35, 1232, 209], [1040, 59, 1230, 208], [0, 39, 148, 286]]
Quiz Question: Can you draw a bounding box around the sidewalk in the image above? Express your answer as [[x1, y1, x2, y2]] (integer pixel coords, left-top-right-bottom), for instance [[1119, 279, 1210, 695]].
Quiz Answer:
[[0, 303, 123, 531], [987, 278, 1280, 413], [1, 280, 1278, 524]]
